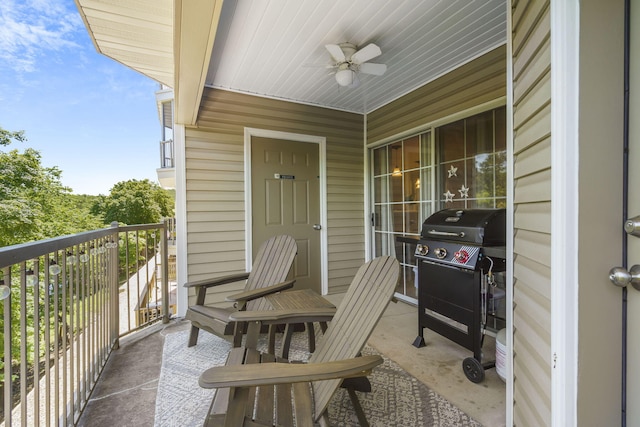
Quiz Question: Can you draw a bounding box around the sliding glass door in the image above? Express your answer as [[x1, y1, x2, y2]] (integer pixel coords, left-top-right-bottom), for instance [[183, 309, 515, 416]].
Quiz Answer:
[[370, 106, 506, 303]]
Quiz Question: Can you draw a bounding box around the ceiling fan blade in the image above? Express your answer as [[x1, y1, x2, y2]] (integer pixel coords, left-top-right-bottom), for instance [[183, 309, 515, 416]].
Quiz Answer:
[[359, 62, 387, 76], [302, 63, 337, 69], [350, 43, 382, 65], [325, 44, 345, 63]]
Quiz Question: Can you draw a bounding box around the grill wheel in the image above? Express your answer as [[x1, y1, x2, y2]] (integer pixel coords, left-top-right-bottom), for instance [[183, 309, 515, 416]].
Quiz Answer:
[[462, 357, 485, 383]]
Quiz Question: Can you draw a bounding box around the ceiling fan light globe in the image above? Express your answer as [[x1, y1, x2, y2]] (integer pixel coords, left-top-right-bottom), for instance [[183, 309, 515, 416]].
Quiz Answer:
[[335, 69, 355, 86]]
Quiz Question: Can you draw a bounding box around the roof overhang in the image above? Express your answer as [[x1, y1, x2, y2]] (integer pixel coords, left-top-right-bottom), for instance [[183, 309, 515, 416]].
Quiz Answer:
[[75, 0, 223, 126]]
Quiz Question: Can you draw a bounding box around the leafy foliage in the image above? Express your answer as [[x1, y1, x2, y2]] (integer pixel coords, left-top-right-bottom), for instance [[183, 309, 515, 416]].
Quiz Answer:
[[0, 128, 104, 247], [91, 179, 174, 225]]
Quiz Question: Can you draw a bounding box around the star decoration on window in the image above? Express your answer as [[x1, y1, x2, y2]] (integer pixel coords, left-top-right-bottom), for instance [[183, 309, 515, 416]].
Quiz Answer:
[[444, 190, 455, 203], [458, 184, 469, 198], [448, 165, 458, 178]]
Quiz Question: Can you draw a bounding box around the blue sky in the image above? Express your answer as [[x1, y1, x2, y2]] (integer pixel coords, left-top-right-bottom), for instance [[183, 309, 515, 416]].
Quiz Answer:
[[0, 0, 161, 195]]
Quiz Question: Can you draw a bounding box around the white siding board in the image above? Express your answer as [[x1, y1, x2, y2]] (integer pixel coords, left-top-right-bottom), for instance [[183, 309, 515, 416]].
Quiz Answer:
[[514, 202, 551, 234], [513, 75, 551, 129], [187, 220, 245, 233], [513, 317, 550, 389], [511, 0, 552, 422], [513, 105, 550, 154], [514, 169, 551, 203], [186, 180, 243, 192], [186, 191, 245, 202], [513, 362, 551, 426], [514, 230, 551, 268], [514, 40, 550, 102], [187, 230, 245, 244], [514, 137, 551, 178]]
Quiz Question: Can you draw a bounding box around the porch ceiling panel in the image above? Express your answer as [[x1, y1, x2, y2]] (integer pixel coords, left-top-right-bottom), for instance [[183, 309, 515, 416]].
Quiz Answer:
[[206, 0, 507, 114], [75, 0, 174, 87]]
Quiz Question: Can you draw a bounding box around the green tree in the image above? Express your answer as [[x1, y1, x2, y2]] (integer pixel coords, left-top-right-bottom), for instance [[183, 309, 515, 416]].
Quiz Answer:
[[92, 179, 174, 225], [0, 128, 104, 246]]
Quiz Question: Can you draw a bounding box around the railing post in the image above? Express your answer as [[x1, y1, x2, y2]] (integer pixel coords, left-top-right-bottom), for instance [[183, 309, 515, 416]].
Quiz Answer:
[[161, 219, 170, 324], [110, 222, 120, 350]]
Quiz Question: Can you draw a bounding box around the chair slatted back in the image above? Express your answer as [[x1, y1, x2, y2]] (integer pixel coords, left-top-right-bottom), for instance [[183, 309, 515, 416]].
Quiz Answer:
[[309, 256, 399, 419], [245, 235, 297, 311]]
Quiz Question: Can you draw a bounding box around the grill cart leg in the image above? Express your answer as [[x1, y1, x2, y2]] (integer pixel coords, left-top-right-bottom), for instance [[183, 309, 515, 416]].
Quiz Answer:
[[413, 333, 425, 348]]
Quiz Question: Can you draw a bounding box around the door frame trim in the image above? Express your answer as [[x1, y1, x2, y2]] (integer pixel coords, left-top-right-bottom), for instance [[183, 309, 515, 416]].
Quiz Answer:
[[550, 0, 580, 425], [244, 127, 328, 294]]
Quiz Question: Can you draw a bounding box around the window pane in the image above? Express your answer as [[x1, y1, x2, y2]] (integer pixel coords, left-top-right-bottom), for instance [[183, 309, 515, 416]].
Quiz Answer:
[[373, 146, 388, 176], [468, 155, 494, 200], [421, 132, 433, 166], [374, 176, 388, 203], [420, 202, 434, 221], [495, 106, 507, 151], [389, 142, 402, 174], [392, 204, 403, 233], [403, 136, 420, 171], [418, 167, 432, 202], [390, 172, 403, 202], [495, 151, 507, 197], [466, 110, 494, 157], [437, 120, 464, 162], [441, 161, 464, 202], [405, 203, 420, 234], [404, 170, 420, 202]]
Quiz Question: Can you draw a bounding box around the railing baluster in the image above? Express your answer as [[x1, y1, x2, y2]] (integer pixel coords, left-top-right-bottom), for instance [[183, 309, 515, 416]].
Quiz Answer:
[[2, 267, 12, 427], [19, 262, 27, 427], [33, 259, 40, 427], [0, 222, 172, 426]]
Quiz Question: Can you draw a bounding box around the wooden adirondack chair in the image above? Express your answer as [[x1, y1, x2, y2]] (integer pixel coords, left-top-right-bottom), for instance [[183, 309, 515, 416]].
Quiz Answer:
[[199, 255, 400, 427], [184, 235, 297, 347]]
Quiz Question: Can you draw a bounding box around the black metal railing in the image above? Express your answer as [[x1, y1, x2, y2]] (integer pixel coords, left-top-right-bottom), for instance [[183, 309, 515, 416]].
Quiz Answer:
[[0, 220, 172, 426], [159, 139, 174, 169]]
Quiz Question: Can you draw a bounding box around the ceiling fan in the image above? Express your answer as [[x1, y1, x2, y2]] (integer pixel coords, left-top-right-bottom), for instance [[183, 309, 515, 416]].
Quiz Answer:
[[324, 42, 387, 88]]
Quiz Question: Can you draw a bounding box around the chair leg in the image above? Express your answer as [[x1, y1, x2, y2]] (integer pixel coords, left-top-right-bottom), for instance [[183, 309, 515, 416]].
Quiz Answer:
[[346, 388, 370, 427], [187, 325, 199, 347]]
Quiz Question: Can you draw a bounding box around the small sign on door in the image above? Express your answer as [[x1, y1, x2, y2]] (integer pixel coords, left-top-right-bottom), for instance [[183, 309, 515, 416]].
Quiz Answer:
[[274, 173, 295, 180]]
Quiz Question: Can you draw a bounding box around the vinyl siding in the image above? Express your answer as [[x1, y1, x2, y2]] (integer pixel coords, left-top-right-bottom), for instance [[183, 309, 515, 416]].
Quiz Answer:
[[511, 0, 551, 425], [367, 45, 507, 144], [185, 89, 364, 304]]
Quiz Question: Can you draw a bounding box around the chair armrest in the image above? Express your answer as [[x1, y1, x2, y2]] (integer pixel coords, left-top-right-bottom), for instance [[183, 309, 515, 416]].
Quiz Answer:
[[199, 355, 382, 389], [229, 307, 336, 324], [183, 272, 250, 289], [225, 279, 296, 303]]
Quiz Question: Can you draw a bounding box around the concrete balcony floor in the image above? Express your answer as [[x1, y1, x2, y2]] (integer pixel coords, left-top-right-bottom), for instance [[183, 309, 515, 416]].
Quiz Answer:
[[77, 296, 506, 427]]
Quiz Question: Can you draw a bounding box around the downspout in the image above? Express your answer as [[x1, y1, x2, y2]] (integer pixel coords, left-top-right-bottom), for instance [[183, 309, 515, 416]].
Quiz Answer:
[[621, 0, 630, 425]]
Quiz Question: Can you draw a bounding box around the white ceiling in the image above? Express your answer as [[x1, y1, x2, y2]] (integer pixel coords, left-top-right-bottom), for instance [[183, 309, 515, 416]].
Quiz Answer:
[[205, 0, 507, 114]]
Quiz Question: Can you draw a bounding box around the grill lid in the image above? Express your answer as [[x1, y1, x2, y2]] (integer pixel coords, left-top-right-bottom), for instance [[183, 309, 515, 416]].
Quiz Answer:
[[421, 208, 506, 246]]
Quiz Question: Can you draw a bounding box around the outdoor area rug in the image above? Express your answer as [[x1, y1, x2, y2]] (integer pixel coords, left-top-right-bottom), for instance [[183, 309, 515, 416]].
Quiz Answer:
[[154, 329, 482, 427]]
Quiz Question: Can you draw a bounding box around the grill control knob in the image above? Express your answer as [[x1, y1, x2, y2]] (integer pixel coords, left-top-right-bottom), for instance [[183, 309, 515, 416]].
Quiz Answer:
[[434, 248, 447, 259], [454, 250, 470, 263], [416, 244, 429, 256]]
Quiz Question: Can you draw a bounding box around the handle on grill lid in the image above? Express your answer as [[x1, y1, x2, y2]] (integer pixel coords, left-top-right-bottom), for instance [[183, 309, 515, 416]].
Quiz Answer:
[[427, 229, 465, 238]]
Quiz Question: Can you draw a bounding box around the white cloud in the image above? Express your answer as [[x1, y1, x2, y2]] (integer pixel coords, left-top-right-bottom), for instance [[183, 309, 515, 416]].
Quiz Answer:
[[0, 0, 82, 72]]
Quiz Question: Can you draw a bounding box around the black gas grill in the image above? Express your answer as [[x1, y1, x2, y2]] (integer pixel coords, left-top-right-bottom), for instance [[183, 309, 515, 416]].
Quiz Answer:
[[412, 208, 506, 383]]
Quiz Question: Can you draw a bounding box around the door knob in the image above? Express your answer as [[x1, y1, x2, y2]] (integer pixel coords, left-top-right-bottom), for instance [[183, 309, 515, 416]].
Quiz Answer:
[[624, 215, 640, 237], [313, 224, 322, 230], [609, 265, 640, 290]]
